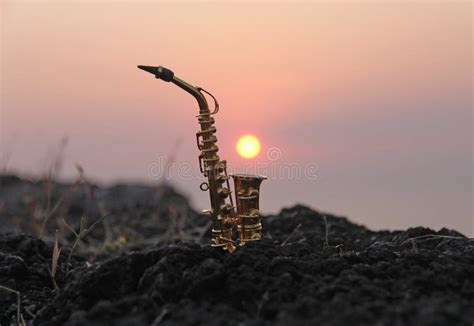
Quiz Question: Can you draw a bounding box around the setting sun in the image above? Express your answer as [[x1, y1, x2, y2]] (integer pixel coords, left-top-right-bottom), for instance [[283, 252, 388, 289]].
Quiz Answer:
[[236, 134, 261, 159]]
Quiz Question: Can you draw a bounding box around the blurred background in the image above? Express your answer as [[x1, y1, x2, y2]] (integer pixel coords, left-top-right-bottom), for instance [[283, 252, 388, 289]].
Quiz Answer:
[[1, 1, 472, 235]]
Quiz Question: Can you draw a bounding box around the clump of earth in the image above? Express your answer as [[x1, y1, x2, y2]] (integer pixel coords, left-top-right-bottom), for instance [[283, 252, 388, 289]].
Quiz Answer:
[[0, 175, 472, 325]]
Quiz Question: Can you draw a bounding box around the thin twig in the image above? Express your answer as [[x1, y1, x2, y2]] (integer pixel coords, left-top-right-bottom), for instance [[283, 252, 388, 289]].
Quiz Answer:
[[20, 313, 26, 326], [401, 234, 474, 245], [51, 230, 61, 288], [0, 133, 17, 173], [39, 137, 68, 238], [39, 196, 64, 236], [322, 216, 344, 254], [76, 164, 113, 242], [63, 219, 80, 238], [84, 213, 109, 236], [196, 221, 212, 243], [0, 285, 24, 325], [46, 264, 60, 292], [257, 291, 269, 318], [24, 306, 36, 319], [64, 214, 109, 274], [281, 224, 302, 246], [64, 217, 85, 273], [151, 307, 169, 326], [410, 238, 418, 253], [323, 216, 329, 248]]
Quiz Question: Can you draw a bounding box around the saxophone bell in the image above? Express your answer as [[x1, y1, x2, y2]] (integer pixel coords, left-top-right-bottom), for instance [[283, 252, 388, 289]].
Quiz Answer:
[[231, 173, 267, 245]]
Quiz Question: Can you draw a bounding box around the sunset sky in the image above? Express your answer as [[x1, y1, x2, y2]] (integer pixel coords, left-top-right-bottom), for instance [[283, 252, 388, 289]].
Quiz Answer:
[[1, 1, 472, 235]]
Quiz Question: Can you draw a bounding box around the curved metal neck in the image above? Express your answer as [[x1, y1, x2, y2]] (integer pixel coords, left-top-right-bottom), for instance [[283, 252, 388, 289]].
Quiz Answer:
[[171, 76, 209, 113]]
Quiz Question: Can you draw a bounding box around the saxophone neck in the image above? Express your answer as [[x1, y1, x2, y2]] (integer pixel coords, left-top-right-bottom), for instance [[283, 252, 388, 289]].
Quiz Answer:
[[137, 65, 210, 113], [172, 76, 209, 114]]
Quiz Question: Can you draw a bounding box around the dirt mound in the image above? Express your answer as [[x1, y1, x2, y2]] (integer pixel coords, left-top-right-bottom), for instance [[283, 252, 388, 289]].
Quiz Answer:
[[0, 213, 471, 325], [0, 233, 84, 325], [0, 176, 473, 325]]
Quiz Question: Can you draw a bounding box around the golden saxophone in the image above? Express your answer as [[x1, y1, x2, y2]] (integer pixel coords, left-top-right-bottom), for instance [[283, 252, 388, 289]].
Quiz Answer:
[[138, 65, 266, 252]]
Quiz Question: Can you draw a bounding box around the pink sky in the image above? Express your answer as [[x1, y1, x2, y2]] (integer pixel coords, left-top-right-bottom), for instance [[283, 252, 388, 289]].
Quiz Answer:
[[1, 1, 472, 235]]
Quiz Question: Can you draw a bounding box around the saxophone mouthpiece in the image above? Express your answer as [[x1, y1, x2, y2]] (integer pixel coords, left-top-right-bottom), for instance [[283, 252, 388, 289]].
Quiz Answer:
[[137, 65, 174, 82]]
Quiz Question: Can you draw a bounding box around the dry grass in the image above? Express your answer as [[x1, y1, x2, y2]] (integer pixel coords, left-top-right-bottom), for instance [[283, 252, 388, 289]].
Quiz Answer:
[[28, 139, 114, 246], [0, 134, 18, 175], [281, 223, 302, 246], [401, 234, 474, 245], [323, 215, 344, 255], [40, 163, 116, 261], [256, 291, 269, 318], [0, 285, 26, 326], [150, 137, 213, 245], [10, 135, 211, 267], [323, 216, 329, 248], [151, 307, 169, 326], [63, 213, 109, 273], [75, 164, 113, 242], [39, 137, 68, 237], [50, 230, 61, 291]]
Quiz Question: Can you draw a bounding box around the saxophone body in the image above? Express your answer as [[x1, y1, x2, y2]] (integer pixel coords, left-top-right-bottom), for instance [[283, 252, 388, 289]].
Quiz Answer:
[[138, 65, 265, 252]]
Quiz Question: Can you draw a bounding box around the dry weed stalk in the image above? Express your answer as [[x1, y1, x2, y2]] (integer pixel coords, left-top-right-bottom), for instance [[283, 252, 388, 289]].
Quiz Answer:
[[323, 216, 344, 255], [150, 138, 213, 245], [39, 197, 64, 237], [23, 196, 43, 235], [39, 137, 68, 237], [165, 205, 186, 241], [0, 134, 17, 174], [410, 238, 419, 253], [0, 285, 26, 325], [195, 221, 212, 243], [154, 138, 184, 241], [155, 137, 183, 200], [151, 307, 169, 326], [323, 216, 329, 248], [257, 291, 269, 318], [63, 213, 109, 273], [49, 230, 61, 291], [33, 172, 81, 237], [75, 164, 113, 242], [162, 204, 211, 244], [281, 224, 302, 246], [37, 158, 112, 243], [401, 234, 474, 246]]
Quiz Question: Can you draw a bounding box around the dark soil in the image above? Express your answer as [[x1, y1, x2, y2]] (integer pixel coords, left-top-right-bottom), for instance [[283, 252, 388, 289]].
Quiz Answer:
[[0, 175, 473, 325]]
